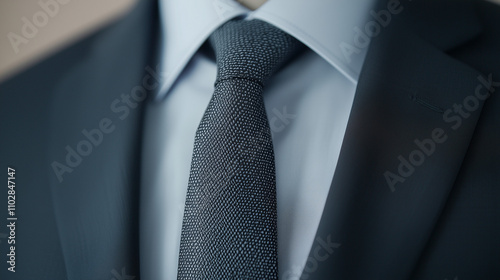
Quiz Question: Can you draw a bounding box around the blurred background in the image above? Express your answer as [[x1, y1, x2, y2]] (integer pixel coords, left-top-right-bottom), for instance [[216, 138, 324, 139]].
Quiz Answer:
[[0, 0, 499, 83], [0, 0, 137, 83]]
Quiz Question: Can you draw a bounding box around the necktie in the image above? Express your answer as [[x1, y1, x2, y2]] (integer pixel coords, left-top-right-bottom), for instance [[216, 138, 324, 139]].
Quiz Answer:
[[178, 19, 303, 279]]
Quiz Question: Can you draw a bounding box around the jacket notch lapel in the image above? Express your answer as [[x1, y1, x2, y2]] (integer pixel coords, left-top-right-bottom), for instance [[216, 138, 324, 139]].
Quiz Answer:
[[301, 6, 488, 279]]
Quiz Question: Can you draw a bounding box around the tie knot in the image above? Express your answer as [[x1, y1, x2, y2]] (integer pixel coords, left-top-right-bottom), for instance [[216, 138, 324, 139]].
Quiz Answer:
[[210, 19, 303, 87]]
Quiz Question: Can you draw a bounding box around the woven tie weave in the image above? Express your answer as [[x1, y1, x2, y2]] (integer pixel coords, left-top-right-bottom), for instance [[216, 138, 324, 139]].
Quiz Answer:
[[177, 19, 303, 279]]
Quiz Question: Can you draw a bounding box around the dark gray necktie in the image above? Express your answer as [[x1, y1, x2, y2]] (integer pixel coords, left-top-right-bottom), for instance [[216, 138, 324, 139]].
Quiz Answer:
[[178, 19, 303, 279]]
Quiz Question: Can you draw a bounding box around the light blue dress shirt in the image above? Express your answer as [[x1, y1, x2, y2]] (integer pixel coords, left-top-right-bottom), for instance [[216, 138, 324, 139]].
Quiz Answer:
[[141, 0, 375, 279]]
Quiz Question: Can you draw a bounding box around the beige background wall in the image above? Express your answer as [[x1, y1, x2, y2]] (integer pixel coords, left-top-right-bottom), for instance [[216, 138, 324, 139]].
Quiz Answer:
[[0, 0, 499, 83], [0, 0, 137, 83]]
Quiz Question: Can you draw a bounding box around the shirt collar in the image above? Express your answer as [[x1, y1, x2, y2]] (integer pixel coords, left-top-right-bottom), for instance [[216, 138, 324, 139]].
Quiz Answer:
[[155, 0, 376, 101]]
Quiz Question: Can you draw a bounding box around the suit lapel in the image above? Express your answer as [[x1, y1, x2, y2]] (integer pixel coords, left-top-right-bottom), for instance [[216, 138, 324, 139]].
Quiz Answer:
[[47, 1, 159, 279], [302, 1, 487, 279]]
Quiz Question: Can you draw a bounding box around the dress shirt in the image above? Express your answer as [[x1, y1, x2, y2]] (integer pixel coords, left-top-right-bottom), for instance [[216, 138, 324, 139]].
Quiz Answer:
[[140, 0, 375, 279]]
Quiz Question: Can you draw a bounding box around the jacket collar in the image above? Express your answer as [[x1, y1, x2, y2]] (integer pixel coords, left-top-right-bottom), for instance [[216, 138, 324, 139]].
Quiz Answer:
[[47, 1, 160, 279], [302, 1, 485, 279], [405, 0, 482, 51]]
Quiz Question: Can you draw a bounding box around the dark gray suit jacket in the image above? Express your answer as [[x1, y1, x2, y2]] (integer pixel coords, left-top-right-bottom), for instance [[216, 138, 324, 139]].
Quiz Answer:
[[1, 0, 499, 279]]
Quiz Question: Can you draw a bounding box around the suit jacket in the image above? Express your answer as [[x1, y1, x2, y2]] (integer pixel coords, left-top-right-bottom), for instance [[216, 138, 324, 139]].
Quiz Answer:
[[0, 0, 499, 279]]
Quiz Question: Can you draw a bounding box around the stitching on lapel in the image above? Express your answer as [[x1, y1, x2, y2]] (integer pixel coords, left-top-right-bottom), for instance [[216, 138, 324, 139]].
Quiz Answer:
[[410, 94, 445, 113]]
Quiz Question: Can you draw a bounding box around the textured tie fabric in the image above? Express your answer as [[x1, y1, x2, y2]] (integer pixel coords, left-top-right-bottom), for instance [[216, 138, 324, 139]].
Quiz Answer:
[[177, 19, 303, 279]]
